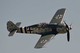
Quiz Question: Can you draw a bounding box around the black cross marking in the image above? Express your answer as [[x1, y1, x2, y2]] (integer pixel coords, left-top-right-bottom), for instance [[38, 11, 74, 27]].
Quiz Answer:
[[27, 27, 33, 33], [58, 14, 63, 19]]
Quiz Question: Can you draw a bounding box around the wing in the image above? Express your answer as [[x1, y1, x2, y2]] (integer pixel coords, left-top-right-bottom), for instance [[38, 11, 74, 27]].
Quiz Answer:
[[50, 8, 66, 24], [34, 34, 56, 48]]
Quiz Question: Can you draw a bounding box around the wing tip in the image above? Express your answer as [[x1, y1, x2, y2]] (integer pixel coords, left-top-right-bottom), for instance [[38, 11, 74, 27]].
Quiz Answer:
[[34, 46, 42, 49], [58, 8, 66, 11]]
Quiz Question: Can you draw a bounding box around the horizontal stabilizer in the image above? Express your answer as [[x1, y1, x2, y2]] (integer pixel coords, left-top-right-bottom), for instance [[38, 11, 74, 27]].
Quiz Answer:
[[8, 30, 16, 36]]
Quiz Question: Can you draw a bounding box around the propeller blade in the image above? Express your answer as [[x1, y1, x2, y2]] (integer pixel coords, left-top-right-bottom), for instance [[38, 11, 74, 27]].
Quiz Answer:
[[67, 30, 70, 42], [64, 21, 69, 28], [64, 21, 70, 42]]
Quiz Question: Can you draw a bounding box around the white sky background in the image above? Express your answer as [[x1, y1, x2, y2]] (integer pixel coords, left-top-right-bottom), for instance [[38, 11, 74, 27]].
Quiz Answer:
[[0, 0, 80, 53]]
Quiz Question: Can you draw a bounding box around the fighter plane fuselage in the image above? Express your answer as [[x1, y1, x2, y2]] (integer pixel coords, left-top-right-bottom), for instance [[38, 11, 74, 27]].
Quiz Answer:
[[17, 23, 67, 35]]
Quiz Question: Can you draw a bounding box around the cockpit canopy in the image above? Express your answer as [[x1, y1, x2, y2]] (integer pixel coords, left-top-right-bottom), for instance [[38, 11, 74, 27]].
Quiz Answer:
[[38, 23, 47, 27]]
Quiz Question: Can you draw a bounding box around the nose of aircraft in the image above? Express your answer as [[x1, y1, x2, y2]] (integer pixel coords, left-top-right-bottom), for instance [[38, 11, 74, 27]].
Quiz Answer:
[[69, 27, 72, 30], [69, 24, 72, 30]]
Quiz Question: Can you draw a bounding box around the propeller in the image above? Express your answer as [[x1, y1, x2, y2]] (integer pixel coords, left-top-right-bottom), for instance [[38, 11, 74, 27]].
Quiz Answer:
[[64, 21, 70, 42]]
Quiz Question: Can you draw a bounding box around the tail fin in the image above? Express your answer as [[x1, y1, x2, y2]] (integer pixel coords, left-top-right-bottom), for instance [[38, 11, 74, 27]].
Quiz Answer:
[[7, 21, 21, 36]]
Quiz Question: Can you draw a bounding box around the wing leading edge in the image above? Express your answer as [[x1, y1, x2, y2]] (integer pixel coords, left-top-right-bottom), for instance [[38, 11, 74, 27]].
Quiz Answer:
[[50, 8, 66, 24], [34, 34, 56, 48]]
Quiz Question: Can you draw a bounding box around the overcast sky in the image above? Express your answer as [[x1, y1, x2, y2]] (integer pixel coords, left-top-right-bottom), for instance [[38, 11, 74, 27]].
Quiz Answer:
[[0, 0, 80, 53]]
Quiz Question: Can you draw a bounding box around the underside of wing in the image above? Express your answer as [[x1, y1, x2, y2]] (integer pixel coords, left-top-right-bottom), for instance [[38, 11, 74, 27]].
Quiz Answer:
[[50, 8, 66, 24], [34, 34, 56, 48]]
